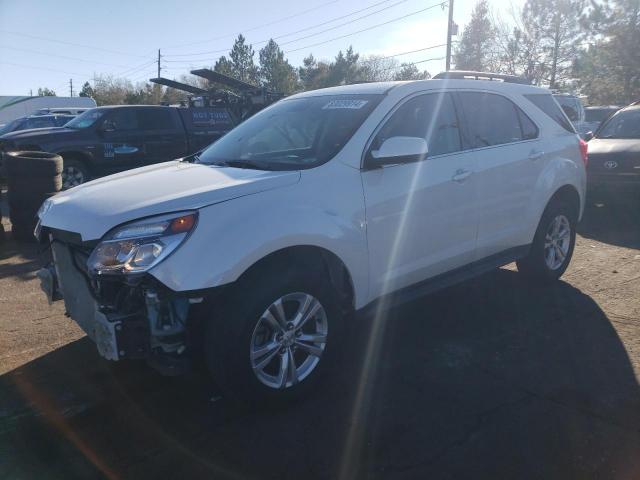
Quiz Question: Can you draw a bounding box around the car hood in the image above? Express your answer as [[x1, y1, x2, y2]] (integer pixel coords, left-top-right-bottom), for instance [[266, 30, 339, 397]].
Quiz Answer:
[[40, 161, 301, 241], [587, 138, 640, 173], [0, 126, 72, 141]]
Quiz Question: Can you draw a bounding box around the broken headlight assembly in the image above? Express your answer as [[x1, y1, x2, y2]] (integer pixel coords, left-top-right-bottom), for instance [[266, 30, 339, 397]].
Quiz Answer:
[[87, 211, 198, 275]]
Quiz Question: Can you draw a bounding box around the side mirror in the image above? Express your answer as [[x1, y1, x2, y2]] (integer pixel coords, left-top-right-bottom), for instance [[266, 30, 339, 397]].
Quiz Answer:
[[583, 131, 594, 141], [367, 136, 429, 168]]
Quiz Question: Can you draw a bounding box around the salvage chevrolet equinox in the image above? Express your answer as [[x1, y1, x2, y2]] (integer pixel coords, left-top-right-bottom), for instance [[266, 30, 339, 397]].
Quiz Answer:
[[35, 72, 587, 403]]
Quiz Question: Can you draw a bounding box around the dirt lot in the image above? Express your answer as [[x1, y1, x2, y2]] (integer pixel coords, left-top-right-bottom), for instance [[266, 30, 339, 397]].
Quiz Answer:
[[1, 194, 639, 479]]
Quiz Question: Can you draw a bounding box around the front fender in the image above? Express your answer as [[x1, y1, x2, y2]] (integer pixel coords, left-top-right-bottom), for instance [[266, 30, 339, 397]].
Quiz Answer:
[[151, 163, 370, 308]]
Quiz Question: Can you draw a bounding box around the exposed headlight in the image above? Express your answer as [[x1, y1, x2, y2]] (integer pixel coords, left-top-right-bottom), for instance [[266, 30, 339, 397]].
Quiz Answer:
[[87, 211, 197, 275]]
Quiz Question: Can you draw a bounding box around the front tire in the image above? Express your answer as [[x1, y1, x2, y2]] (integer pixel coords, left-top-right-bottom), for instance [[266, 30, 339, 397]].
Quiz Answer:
[[61, 158, 91, 189], [205, 263, 344, 405], [517, 200, 577, 282]]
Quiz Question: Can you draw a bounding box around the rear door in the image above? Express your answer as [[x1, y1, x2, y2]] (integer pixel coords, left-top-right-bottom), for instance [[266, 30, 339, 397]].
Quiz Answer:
[[456, 91, 544, 260], [136, 108, 187, 164], [361, 91, 478, 297]]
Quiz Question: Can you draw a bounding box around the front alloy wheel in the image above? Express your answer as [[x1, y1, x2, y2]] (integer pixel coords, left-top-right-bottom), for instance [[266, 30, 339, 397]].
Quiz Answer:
[[250, 292, 328, 390], [62, 165, 86, 189]]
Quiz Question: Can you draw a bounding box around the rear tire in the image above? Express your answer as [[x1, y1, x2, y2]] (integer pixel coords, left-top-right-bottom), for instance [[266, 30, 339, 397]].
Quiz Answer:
[[517, 200, 577, 283], [205, 261, 344, 406]]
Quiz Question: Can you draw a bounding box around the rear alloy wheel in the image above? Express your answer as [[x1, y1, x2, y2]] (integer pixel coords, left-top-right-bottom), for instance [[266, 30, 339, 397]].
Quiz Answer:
[[517, 200, 577, 282], [250, 292, 328, 390], [543, 214, 571, 271], [61, 160, 90, 189]]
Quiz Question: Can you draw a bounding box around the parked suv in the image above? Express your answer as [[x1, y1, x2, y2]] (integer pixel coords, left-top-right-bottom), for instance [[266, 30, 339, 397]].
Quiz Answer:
[[35, 72, 587, 403]]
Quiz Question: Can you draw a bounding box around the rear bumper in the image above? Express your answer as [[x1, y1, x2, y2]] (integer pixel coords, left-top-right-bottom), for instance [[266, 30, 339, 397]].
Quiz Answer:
[[588, 173, 640, 191]]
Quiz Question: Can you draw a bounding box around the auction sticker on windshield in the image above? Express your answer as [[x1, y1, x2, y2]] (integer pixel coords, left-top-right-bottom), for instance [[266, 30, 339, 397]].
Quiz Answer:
[[322, 99, 369, 109]]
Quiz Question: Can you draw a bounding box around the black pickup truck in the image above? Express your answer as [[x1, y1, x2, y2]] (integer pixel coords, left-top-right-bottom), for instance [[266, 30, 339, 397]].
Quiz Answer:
[[0, 105, 236, 189]]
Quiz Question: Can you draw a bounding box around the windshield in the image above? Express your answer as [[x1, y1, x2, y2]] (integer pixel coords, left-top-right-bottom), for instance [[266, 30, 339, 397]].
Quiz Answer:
[[64, 109, 106, 129], [0, 118, 23, 136], [197, 94, 383, 170], [597, 109, 640, 139]]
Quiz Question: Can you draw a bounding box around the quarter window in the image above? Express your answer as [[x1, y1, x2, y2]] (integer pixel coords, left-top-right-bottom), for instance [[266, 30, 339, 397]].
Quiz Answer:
[[524, 94, 576, 133], [372, 92, 462, 157], [458, 92, 536, 147]]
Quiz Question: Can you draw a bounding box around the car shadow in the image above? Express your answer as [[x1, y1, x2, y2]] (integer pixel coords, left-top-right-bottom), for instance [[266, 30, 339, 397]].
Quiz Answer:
[[579, 192, 640, 250], [2, 269, 639, 480]]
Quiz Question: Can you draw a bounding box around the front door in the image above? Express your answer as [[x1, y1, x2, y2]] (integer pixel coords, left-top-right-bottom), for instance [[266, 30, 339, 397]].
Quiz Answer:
[[99, 109, 145, 172], [361, 92, 478, 299]]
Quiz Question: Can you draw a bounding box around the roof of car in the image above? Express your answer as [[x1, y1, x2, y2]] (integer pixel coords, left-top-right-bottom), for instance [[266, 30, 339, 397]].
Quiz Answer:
[[288, 78, 546, 100]]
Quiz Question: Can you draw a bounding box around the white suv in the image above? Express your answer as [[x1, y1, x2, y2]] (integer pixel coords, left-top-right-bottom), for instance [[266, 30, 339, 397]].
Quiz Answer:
[[36, 72, 587, 403]]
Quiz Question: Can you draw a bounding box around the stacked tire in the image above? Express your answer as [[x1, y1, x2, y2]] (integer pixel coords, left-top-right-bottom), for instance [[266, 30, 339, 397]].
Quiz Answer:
[[4, 152, 62, 242]]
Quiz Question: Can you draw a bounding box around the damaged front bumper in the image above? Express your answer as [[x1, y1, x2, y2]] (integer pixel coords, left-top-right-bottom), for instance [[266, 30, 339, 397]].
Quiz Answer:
[[38, 231, 207, 375]]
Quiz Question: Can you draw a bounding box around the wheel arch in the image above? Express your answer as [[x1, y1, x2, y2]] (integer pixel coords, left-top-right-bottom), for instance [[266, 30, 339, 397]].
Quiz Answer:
[[546, 184, 581, 220], [56, 150, 94, 170], [236, 245, 356, 312]]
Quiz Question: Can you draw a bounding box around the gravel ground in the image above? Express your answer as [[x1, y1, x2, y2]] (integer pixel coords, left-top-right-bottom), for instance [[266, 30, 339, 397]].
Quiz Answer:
[[0, 193, 639, 479]]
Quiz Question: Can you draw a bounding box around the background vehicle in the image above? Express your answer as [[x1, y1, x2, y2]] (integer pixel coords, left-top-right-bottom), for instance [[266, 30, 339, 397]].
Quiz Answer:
[[34, 107, 90, 116], [0, 104, 236, 189], [553, 92, 589, 136], [584, 106, 620, 134], [586, 102, 640, 194], [0, 95, 96, 125], [0, 113, 75, 136], [36, 72, 587, 403]]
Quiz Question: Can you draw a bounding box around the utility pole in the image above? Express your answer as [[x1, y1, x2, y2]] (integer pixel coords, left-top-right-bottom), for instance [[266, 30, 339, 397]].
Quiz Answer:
[[69, 78, 74, 97], [29, 89, 33, 96], [445, 0, 455, 71], [157, 49, 161, 78]]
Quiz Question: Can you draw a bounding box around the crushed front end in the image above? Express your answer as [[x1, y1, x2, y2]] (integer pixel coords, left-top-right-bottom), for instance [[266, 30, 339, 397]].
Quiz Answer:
[[36, 211, 208, 375]]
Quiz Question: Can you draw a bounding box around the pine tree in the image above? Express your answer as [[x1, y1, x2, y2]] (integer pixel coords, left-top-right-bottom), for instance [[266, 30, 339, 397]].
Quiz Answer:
[[454, 0, 496, 71], [78, 81, 94, 98], [258, 39, 298, 93], [228, 34, 259, 85]]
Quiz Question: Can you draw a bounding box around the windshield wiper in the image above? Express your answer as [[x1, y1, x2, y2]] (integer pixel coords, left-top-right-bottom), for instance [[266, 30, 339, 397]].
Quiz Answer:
[[215, 159, 270, 170]]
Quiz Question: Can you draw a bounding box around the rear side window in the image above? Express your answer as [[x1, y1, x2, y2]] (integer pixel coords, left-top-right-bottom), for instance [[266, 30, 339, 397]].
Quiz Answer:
[[525, 94, 576, 133], [137, 109, 176, 130], [458, 92, 536, 147]]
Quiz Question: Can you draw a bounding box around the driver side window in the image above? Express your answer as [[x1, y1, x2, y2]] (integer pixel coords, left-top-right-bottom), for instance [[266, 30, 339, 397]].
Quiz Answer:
[[372, 92, 462, 157]]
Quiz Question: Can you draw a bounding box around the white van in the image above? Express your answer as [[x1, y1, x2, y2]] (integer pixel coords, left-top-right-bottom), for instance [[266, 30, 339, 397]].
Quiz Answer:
[[0, 96, 96, 126]]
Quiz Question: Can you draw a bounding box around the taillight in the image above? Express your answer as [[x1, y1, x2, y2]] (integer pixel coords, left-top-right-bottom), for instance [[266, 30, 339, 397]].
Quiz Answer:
[[579, 138, 588, 167]]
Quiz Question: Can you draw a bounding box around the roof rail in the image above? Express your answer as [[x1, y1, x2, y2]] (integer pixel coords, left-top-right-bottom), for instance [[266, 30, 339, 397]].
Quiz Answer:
[[433, 70, 531, 85]]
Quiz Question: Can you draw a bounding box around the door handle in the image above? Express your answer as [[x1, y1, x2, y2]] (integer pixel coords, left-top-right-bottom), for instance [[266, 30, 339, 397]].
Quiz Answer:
[[452, 168, 472, 183], [528, 150, 545, 161]]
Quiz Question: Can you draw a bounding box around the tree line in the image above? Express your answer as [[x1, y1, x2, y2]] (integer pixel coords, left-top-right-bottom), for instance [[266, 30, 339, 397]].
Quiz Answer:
[[455, 0, 640, 104], [36, 34, 428, 106]]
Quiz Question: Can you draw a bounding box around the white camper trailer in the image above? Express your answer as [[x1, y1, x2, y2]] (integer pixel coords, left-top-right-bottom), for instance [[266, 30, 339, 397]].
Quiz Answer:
[[0, 96, 96, 126]]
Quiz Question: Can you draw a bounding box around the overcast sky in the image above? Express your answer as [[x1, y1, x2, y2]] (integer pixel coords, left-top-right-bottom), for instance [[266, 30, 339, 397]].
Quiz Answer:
[[0, 0, 521, 96]]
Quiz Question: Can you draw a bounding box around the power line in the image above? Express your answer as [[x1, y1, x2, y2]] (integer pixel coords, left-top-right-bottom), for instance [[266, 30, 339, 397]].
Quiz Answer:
[[0, 45, 137, 69], [284, 2, 447, 54], [361, 43, 447, 63], [0, 61, 90, 77], [164, 0, 407, 58], [0, 29, 150, 59], [162, 0, 341, 50]]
